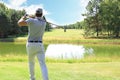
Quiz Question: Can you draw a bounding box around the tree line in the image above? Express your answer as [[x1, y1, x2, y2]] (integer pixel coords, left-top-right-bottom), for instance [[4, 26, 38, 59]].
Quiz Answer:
[[0, 0, 120, 38], [62, 0, 120, 38], [0, 3, 51, 38], [83, 0, 120, 38], [0, 3, 27, 38]]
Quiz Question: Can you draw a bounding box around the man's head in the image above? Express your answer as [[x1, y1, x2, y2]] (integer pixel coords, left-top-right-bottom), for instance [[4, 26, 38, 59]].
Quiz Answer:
[[35, 8, 43, 17]]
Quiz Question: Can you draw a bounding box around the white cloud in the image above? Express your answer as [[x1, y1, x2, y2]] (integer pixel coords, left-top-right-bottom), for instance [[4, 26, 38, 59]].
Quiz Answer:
[[1, 0, 90, 25], [4, 0, 27, 10], [0, 0, 2, 2], [77, 0, 90, 21], [24, 4, 49, 15], [8, 0, 27, 6], [79, 0, 90, 13], [2, 0, 49, 15], [80, 0, 90, 8], [46, 17, 60, 27]]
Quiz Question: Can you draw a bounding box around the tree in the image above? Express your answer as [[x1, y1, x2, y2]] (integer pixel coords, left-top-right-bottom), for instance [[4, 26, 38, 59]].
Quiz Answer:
[[0, 3, 27, 38], [83, 0, 120, 38], [99, 0, 120, 37], [0, 12, 10, 37], [85, 0, 103, 37], [0, 3, 10, 37]]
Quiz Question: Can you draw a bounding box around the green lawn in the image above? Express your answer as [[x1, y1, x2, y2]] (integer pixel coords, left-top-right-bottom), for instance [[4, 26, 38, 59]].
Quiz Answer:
[[0, 29, 120, 80], [0, 62, 120, 80], [6, 29, 120, 44], [0, 29, 120, 62]]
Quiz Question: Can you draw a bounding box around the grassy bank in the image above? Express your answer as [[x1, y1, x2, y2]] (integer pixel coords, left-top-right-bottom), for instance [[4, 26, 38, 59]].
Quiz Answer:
[[0, 29, 120, 62], [0, 42, 120, 62]]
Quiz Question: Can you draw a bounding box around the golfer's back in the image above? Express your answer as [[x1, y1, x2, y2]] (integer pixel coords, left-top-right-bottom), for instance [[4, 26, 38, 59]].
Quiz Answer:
[[26, 17, 46, 42]]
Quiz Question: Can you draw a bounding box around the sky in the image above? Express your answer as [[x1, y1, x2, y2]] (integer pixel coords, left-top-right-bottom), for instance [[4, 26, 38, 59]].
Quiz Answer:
[[0, 0, 89, 26]]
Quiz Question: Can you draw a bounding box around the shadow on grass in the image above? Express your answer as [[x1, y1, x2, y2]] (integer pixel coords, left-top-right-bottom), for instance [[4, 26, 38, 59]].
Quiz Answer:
[[0, 38, 15, 42], [0, 34, 27, 42], [85, 34, 120, 39]]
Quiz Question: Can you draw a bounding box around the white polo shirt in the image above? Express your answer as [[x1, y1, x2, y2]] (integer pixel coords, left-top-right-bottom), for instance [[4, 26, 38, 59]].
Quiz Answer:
[[26, 17, 46, 42]]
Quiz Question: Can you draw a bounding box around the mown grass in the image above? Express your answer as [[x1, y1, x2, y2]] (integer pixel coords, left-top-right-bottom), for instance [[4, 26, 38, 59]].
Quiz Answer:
[[3, 29, 120, 44], [0, 42, 120, 62], [0, 29, 120, 80], [0, 62, 120, 80], [43, 29, 120, 44]]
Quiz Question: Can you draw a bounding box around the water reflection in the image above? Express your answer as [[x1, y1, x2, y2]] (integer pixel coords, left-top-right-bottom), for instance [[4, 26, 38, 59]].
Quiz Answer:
[[45, 44, 94, 59]]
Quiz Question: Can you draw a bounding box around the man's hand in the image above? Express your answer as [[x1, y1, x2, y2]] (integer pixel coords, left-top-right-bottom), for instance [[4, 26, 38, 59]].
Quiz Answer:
[[18, 16, 28, 27]]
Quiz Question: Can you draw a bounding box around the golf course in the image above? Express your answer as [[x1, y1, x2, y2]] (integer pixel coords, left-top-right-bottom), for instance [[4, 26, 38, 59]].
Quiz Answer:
[[0, 29, 120, 80], [0, 0, 120, 80]]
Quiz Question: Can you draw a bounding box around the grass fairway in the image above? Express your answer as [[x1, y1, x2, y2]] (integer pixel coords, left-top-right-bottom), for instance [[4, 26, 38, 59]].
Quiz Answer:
[[0, 29, 120, 80], [0, 62, 120, 80]]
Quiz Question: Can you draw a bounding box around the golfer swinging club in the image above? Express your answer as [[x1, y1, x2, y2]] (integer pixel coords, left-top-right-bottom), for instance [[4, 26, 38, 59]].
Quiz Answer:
[[18, 8, 49, 80]]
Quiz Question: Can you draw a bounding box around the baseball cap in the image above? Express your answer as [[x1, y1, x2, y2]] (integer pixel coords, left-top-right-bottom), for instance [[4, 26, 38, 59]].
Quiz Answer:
[[36, 8, 43, 14]]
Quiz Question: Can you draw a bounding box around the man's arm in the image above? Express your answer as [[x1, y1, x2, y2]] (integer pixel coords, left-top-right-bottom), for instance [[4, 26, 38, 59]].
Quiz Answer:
[[18, 16, 28, 27]]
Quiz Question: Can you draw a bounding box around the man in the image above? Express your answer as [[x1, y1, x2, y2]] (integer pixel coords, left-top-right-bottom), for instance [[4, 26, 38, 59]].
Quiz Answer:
[[18, 8, 49, 80]]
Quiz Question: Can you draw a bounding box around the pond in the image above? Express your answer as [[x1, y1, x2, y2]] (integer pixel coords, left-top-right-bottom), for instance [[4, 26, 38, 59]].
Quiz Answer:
[[45, 44, 94, 59]]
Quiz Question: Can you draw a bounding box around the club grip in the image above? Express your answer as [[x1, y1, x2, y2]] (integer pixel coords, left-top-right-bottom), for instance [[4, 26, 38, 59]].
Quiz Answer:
[[24, 14, 28, 17]]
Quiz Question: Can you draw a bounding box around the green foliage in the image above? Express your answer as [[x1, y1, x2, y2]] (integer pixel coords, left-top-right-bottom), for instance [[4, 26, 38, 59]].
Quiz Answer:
[[0, 3, 26, 38], [0, 3, 53, 38], [83, 0, 120, 38], [0, 3, 10, 37], [0, 62, 120, 80], [63, 22, 82, 29], [0, 11, 10, 37]]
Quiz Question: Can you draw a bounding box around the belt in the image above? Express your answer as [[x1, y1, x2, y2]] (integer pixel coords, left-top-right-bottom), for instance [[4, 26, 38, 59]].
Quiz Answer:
[[28, 41, 42, 43]]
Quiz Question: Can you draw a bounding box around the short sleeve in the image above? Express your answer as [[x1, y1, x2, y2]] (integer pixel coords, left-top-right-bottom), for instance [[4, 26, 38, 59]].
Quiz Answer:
[[26, 18, 34, 25]]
